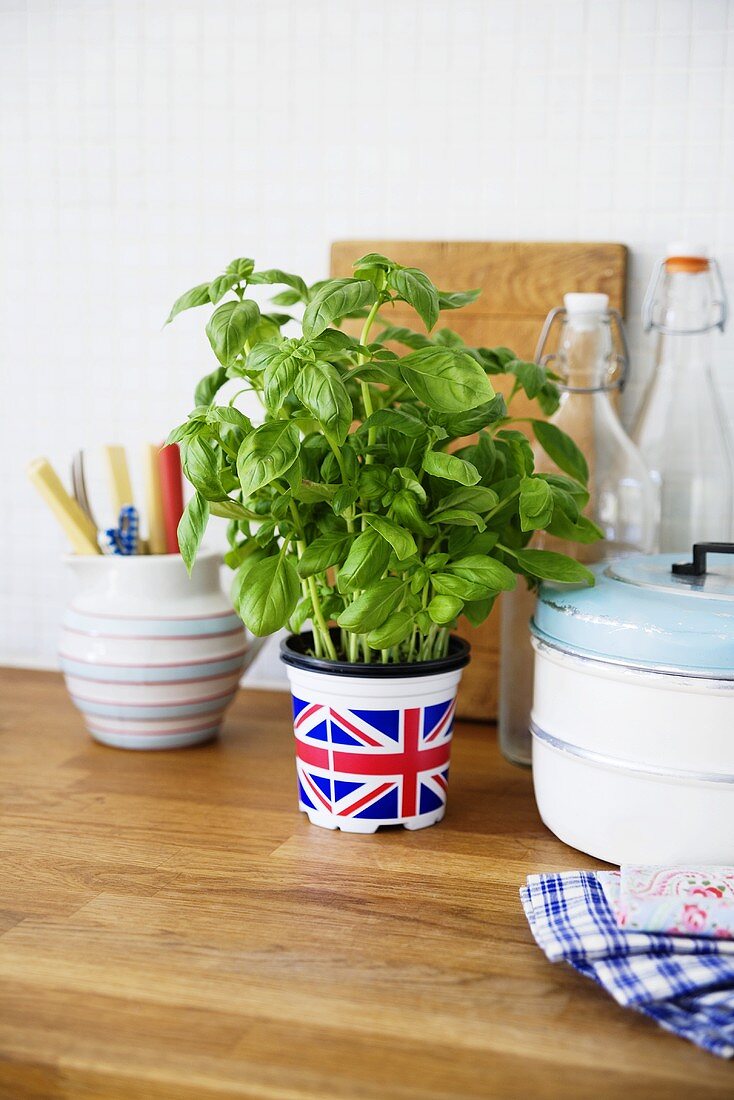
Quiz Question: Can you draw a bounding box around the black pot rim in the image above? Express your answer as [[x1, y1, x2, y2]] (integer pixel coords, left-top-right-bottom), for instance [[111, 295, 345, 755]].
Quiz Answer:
[[280, 629, 471, 678]]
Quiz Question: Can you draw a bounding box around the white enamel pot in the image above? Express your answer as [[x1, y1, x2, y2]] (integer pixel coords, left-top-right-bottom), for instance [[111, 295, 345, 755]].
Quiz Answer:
[[530, 544, 734, 865], [280, 632, 470, 833], [60, 550, 257, 750]]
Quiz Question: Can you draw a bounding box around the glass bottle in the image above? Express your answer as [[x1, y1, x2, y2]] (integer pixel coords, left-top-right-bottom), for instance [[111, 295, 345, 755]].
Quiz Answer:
[[499, 293, 656, 766], [633, 243, 732, 551]]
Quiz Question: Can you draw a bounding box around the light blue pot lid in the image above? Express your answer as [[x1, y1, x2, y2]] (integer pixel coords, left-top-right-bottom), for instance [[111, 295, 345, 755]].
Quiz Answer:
[[532, 552, 734, 676]]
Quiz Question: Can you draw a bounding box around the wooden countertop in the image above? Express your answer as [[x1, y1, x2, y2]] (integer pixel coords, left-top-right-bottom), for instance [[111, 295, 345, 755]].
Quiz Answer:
[[0, 669, 730, 1099]]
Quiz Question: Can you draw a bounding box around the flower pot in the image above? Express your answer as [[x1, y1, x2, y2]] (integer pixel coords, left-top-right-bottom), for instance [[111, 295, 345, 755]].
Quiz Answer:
[[59, 551, 258, 750], [280, 632, 470, 833]]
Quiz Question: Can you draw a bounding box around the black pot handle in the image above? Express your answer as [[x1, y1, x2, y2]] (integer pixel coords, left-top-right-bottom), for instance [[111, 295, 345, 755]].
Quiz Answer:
[[672, 543, 734, 576]]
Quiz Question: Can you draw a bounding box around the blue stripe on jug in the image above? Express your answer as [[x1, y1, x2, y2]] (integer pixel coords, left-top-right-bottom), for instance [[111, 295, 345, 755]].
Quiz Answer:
[[63, 609, 243, 638], [59, 653, 246, 683], [69, 693, 235, 720]]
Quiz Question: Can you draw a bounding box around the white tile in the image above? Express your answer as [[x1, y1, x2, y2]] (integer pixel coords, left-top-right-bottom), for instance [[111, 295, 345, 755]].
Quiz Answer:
[[657, 0, 691, 34]]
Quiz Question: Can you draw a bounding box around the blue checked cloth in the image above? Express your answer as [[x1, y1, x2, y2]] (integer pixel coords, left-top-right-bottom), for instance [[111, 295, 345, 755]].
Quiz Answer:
[[521, 871, 734, 1058]]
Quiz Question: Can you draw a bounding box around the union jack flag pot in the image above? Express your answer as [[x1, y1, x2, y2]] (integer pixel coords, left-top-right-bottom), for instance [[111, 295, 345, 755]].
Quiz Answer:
[[281, 634, 470, 833]]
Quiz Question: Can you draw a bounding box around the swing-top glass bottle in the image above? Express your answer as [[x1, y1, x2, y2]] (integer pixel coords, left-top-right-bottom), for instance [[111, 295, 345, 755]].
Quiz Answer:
[[633, 242, 733, 551], [499, 293, 656, 766]]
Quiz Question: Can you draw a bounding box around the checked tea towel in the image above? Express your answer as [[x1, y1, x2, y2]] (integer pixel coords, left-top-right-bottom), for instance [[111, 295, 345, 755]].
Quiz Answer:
[[521, 871, 734, 1058]]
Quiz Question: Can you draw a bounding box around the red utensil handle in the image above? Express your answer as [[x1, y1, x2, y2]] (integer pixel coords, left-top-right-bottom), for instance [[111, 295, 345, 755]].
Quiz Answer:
[[158, 444, 184, 555]]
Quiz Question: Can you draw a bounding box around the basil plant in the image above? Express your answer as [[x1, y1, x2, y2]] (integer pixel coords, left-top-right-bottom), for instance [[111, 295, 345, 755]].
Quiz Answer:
[[167, 252, 598, 664]]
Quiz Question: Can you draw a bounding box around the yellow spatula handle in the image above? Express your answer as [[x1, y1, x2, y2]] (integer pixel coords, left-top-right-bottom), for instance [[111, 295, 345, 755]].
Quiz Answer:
[[143, 443, 167, 555], [27, 458, 100, 555], [103, 445, 134, 512]]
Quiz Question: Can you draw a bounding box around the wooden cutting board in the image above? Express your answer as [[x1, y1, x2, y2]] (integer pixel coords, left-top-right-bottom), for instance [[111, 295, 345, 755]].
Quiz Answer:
[[331, 241, 627, 720]]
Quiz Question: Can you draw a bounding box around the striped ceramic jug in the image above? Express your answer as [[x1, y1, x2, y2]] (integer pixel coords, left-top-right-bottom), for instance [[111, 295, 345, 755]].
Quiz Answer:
[[59, 550, 252, 749]]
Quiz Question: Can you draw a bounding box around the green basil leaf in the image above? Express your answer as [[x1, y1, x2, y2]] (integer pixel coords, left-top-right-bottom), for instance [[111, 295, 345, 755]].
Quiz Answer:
[[271, 289, 302, 306], [310, 328, 362, 356], [432, 394, 507, 438], [337, 529, 391, 592], [292, 480, 338, 503], [375, 325, 434, 350], [537, 473, 590, 509], [536, 382, 561, 417], [247, 315, 284, 347], [399, 347, 494, 412], [166, 282, 212, 324], [475, 346, 517, 372], [177, 492, 209, 574], [447, 554, 516, 591], [519, 476, 554, 532], [435, 509, 486, 529], [302, 279, 378, 338], [224, 539, 264, 572], [496, 430, 534, 478], [225, 258, 255, 279], [432, 485, 499, 515], [360, 408, 426, 438], [366, 609, 414, 649], [209, 499, 257, 520], [297, 532, 353, 578], [354, 252, 394, 269], [294, 360, 353, 444], [433, 328, 465, 347], [513, 548, 595, 585], [289, 595, 314, 634], [246, 341, 291, 373], [233, 553, 300, 636], [194, 366, 228, 407], [206, 299, 261, 365], [389, 490, 436, 537], [206, 406, 253, 433], [546, 511, 604, 544], [462, 596, 496, 627], [337, 578, 405, 632], [387, 267, 439, 331], [510, 359, 547, 399], [428, 594, 463, 624], [209, 273, 239, 304], [181, 436, 227, 500], [431, 573, 490, 601], [532, 421, 589, 484], [332, 485, 359, 516], [363, 514, 417, 561], [248, 268, 309, 300], [422, 449, 481, 486], [394, 467, 427, 502], [237, 420, 300, 498], [437, 288, 481, 310], [264, 349, 300, 409]]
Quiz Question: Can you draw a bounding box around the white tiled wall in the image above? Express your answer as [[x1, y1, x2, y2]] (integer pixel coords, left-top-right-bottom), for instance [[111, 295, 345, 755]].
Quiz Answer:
[[2, 0, 733, 683]]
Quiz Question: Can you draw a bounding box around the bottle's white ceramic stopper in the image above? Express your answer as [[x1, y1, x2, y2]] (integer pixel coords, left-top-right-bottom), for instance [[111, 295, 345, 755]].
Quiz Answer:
[[666, 241, 709, 260], [564, 292, 609, 317]]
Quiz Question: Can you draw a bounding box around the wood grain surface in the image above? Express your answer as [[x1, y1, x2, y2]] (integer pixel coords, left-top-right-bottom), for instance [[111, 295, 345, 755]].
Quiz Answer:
[[0, 668, 729, 1098], [330, 241, 628, 720]]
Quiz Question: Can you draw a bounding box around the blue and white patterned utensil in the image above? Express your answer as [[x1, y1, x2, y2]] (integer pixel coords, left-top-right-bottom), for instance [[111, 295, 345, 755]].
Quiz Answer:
[[104, 506, 139, 556]]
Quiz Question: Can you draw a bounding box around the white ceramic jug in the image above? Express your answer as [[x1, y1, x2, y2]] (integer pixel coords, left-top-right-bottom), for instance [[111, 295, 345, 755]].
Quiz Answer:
[[59, 550, 255, 750]]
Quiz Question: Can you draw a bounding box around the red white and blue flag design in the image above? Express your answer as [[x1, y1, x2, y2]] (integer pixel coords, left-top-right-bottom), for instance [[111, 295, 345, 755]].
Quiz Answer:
[[292, 696, 455, 822]]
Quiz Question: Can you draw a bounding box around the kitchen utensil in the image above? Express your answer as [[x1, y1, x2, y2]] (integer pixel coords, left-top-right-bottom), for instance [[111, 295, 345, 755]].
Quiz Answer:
[[159, 443, 184, 554], [70, 450, 96, 528], [27, 458, 101, 555], [531, 542, 734, 865], [103, 445, 134, 515], [143, 443, 168, 554]]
